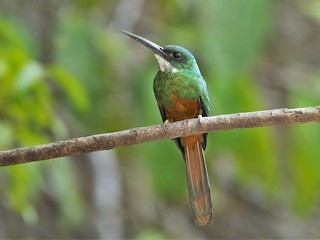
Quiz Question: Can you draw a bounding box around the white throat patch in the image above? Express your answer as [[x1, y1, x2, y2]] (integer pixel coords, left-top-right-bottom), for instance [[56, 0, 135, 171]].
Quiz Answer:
[[154, 54, 180, 73]]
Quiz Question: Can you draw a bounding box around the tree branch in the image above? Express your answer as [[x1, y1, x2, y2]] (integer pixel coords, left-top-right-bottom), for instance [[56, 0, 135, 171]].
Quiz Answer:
[[1, 106, 320, 167]]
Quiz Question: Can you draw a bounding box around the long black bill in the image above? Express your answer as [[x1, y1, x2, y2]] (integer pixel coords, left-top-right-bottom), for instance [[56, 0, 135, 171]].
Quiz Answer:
[[121, 30, 166, 58]]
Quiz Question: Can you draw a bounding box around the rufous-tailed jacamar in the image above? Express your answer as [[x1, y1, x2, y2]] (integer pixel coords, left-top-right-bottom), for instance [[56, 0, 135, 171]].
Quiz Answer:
[[122, 31, 212, 225]]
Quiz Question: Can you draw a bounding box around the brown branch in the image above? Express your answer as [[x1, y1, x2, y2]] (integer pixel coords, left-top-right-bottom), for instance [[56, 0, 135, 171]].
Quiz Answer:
[[1, 106, 320, 167]]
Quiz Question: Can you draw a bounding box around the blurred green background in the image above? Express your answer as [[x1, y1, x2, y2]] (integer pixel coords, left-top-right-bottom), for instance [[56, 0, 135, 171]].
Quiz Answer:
[[1, 0, 320, 238]]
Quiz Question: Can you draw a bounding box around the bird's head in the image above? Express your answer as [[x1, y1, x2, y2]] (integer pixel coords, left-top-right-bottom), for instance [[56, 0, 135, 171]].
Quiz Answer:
[[122, 31, 200, 74]]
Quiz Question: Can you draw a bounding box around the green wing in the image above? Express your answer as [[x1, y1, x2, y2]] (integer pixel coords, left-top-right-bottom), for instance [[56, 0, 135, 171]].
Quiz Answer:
[[199, 76, 210, 150], [200, 76, 210, 117]]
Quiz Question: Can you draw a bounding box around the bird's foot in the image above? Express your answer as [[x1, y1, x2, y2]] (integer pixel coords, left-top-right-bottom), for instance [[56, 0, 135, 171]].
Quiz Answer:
[[163, 119, 172, 132], [197, 114, 203, 126]]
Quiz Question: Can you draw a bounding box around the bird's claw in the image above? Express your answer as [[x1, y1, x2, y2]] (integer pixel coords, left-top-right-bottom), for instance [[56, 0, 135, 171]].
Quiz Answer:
[[163, 119, 171, 132], [197, 114, 203, 126]]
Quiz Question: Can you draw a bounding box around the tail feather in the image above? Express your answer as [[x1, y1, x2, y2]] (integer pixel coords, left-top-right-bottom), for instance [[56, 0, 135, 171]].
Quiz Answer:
[[183, 135, 212, 225]]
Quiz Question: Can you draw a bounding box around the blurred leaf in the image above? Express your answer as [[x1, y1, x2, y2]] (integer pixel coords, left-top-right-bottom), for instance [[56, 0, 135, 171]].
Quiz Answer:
[[0, 121, 13, 149], [14, 61, 44, 94], [200, 0, 274, 79], [136, 228, 166, 240], [0, 58, 8, 77], [55, 14, 102, 96], [0, 17, 38, 57], [5, 164, 43, 223], [290, 125, 320, 215], [48, 158, 85, 228], [48, 65, 90, 112], [299, 0, 320, 22]]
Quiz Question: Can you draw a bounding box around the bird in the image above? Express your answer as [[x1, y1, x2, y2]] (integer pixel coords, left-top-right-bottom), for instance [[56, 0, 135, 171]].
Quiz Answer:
[[122, 30, 212, 225]]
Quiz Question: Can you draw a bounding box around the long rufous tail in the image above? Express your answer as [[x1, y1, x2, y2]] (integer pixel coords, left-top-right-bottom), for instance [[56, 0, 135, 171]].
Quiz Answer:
[[182, 135, 212, 225]]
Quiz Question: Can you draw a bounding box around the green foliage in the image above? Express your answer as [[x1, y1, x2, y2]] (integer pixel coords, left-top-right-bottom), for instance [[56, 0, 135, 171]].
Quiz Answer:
[[136, 228, 166, 239], [48, 65, 90, 113], [5, 164, 43, 224], [290, 125, 320, 214], [0, 19, 53, 146], [46, 158, 85, 228], [0, 15, 87, 228], [200, 0, 274, 78], [54, 13, 130, 132]]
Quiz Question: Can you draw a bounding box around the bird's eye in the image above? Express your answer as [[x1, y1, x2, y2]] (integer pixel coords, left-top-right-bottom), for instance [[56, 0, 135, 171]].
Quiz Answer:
[[173, 52, 182, 59]]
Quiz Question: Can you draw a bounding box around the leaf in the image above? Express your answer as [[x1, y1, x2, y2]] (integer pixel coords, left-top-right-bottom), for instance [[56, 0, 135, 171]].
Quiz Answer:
[[14, 61, 44, 94], [5, 163, 43, 223], [47, 158, 85, 228], [136, 228, 166, 240], [0, 120, 13, 149], [48, 65, 90, 112], [200, 0, 275, 78]]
